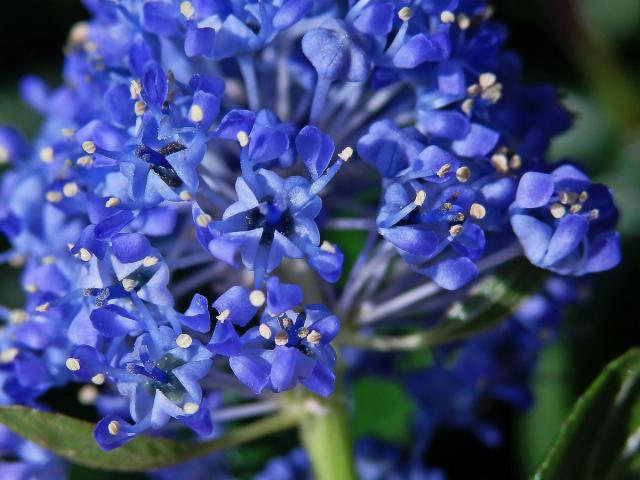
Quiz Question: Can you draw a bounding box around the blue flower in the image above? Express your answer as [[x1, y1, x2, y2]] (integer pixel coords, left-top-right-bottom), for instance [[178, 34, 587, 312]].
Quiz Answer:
[[510, 164, 621, 275]]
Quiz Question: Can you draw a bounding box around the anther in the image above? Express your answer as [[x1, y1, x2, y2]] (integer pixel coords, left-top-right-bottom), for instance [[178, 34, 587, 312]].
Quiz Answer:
[[509, 154, 522, 170], [9, 310, 29, 324], [457, 14, 471, 29], [180, 1, 195, 19], [589, 209, 600, 220], [469, 203, 486, 220], [320, 240, 336, 254], [134, 100, 146, 116], [24, 284, 38, 293], [183, 402, 199, 415], [414, 190, 427, 206], [338, 146, 354, 161], [569, 204, 582, 214], [61, 128, 75, 137], [0, 147, 9, 164], [440, 10, 455, 23], [550, 203, 566, 219], [297, 327, 309, 338], [249, 290, 266, 307], [82, 141, 96, 154], [42, 255, 56, 265], [40, 147, 54, 163], [63, 182, 79, 197], [436, 163, 451, 178], [176, 333, 193, 349], [579, 191, 588, 202], [236, 131, 249, 147], [490, 154, 509, 174], [66, 357, 81, 371], [179, 191, 192, 201], [92, 373, 105, 385], [196, 213, 212, 228], [275, 331, 289, 346], [143, 256, 159, 267], [259, 324, 272, 339], [1, 348, 19, 364], [216, 309, 230, 322], [449, 224, 464, 237], [46, 191, 63, 203], [398, 6, 412, 21], [35, 302, 50, 313], [79, 248, 92, 262], [479, 72, 497, 89], [129, 80, 142, 99], [77, 155, 93, 166], [456, 166, 471, 182], [78, 385, 99, 405], [108, 420, 120, 436], [105, 197, 121, 208], [122, 278, 138, 292], [189, 104, 204, 123], [306, 330, 322, 345]]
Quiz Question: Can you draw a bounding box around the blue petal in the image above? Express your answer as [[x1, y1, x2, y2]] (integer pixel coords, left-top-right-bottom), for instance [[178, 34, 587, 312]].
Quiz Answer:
[[112, 233, 151, 263], [143, 1, 180, 37], [229, 353, 271, 395], [451, 123, 499, 158], [585, 231, 621, 273], [90, 305, 139, 337], [178, 293, 211, 333], [543, 214, 589, 267], [511, 213, 553, 265], [380, 226, 439, 257], [393, 32, 450, 68], [295, 126, 335, 180], [419, 257, 478, 290], [273, 0, 313, 31], [266, 277, 303, 315], [515, 172, 554, 208], [212, 286, 258, 326]]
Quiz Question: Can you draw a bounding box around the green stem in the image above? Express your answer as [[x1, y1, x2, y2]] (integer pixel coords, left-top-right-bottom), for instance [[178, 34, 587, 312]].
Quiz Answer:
[[299, 362, 356, 480]]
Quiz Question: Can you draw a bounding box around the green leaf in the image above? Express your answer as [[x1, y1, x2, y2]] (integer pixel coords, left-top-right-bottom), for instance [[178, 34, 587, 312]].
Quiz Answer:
[[346, 259, 545, 351], [352, 377, 415, 443], [0, 405, 300, 472], [533, 348, 640, 480]]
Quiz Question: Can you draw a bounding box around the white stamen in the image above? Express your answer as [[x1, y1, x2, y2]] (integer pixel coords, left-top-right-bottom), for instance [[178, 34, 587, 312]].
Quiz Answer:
[[479, 72, 497, 89], [509, 154, 522, 170], [569, 204, 582, 214], [456, 166, 471, 182], [129, 80, 142, 99], [320, 240, 336, 254], [189, 104, 204, 123], [0, 147, 9, 164], [176, 333, 193, 349], [306, 330, 322, 345], [66, 357, 81, 371], [398, 6, 412, 21], [491, 154, 509, 174], [63, 182, 79, 197], [108, 420, 120, 435], [0, 348, 19, 364], [46, 191, 62, 203], [35, 302, 50, 313], [249, 290, 266, 307], [449, 224, 464, 237], [414, 190, 427, 206], [79, 248, 92, 262], [183, 402, 200, 415], [122, 278, 138, 292], [461, 98, 474, 115], [469, 203, 486, 220], [196, 213, 212, 228], [135, 100, 146, 116], [82, 141, 96, 154], [180, 191, 192, 201], [42, 255, 56, 265], [236, 131, 249, 147], [77, 155, 93, 166], [275, 331, 289, 346], [259, 323, 272, 339], [40, 147, 54, 163], [440, 10, 455, 23], [550, 203, 566, 219], [105, 197, 121, 208], [436, 163, 451, 178], [92, 373, 105, 385], [180, 1, 195, 19], [78, 385, 98, 405], [9, 309, 29, 324], [338, 146, 353, 161], [143, 256, 159, 267], [216, 309, 230, 322], [457, 14, 471, 29], [61, 128, 75, 137]]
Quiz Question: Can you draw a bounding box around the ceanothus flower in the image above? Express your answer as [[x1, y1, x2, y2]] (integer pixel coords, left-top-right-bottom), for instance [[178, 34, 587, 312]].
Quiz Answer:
[[510, 164, 620, 275]]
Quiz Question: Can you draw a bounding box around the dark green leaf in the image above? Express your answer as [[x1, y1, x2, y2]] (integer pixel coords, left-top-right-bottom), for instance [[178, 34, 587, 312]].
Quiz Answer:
[[533, 348, 640, 480], [0, 405, 299, 472]]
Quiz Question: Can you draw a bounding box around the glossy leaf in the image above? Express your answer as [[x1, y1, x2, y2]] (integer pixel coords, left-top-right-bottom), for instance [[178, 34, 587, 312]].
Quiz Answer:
[[533, 348, 640, 480], [0, 405, 299, 472]]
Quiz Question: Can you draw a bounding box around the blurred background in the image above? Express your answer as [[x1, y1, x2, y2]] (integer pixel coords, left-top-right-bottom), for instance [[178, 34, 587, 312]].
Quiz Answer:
[[0, 1, 639, 478]]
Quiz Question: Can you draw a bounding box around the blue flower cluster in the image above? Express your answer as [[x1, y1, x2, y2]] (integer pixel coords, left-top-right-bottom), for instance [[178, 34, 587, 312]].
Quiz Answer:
[[0, 0, 621, 476]]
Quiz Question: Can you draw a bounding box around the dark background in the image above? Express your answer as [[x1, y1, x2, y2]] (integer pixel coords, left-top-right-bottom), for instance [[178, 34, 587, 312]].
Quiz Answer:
[[1, 1, 639, 478]]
